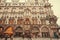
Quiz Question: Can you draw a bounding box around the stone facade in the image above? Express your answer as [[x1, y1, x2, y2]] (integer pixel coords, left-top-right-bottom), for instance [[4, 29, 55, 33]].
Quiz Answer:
[[0, 0, 59, 38]]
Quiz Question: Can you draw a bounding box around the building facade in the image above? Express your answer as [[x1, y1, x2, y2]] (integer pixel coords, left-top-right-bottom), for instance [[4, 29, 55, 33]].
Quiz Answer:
[[0, 0, 59, 38]]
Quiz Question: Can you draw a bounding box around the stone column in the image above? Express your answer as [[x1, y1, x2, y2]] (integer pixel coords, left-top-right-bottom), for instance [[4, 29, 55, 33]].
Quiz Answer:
[[6, 18, 9, 24], [15, 18, 17, 24], [49, 30, 54, 40]]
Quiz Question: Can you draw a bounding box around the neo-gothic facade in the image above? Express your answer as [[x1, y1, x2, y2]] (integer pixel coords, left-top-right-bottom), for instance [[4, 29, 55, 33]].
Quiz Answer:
[[0, 0, 60, 38]]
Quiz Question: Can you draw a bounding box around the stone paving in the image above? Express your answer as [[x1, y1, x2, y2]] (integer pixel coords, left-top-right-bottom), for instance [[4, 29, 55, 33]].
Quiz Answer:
[[0, 38, 60, 40]]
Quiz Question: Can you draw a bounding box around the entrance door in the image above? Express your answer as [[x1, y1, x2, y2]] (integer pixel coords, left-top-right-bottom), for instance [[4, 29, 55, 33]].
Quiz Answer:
[[42, 32, 50, 38], [31, 27, 39, 38], [41, 27, 50, 38], [14, 26, 23, 37]]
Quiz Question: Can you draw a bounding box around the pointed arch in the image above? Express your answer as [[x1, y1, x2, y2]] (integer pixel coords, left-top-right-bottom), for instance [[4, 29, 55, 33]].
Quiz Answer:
[[15, 26, 23, 32], [24, 18, 31, 24], [17, 18, 24, 24], [31, 26, 39, 33], [30, 26, 40, 38], [41, 26, 50, 37], [41, 27, 49, 32], [14, 26, 23, 37], [4, 26, 13, 36]]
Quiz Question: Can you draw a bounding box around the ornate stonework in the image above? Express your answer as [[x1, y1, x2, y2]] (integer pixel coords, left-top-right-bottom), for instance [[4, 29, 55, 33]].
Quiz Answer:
[[0, 0, 59, 38]]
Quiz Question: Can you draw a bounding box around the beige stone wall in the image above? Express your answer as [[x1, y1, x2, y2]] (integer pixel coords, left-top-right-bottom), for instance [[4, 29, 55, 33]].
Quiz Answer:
[[0, 0, 59, 38]]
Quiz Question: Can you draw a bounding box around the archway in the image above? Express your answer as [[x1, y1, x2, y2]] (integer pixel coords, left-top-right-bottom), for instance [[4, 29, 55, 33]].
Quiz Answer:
[[41, 27, 50, 38], [14, 26, 23, 37], [4, 26, 13, 37], [31, 26, 40, 38], [4, 26, 13, 40], [24, 30, 31, 38]]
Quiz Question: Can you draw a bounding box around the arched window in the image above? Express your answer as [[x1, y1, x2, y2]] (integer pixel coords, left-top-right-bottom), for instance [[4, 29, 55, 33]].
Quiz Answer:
[[4, 26, 13, 36], [31, 26, 39, 38], [24, 18, 30, 24], [15, 26, 23, 32], [32, 17, 37, 24], [14, 26, 23, 37], [31, 27, 39, 33], [17, 18, 23, 24], [41, 27, 50, 38], [24, 8, 31, 17], [9, 17, 15, 24]]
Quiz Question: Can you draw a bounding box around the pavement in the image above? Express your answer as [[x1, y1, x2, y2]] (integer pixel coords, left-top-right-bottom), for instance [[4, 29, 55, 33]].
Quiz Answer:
[[0, 38, 60, 40]]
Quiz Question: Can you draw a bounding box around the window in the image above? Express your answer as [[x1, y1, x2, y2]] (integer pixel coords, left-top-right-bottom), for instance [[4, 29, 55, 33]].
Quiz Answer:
[[17, 18, 23, 24], [14, 27, 23, 37], [9, 18, 14, 24], [4, 27, 13, 36]]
